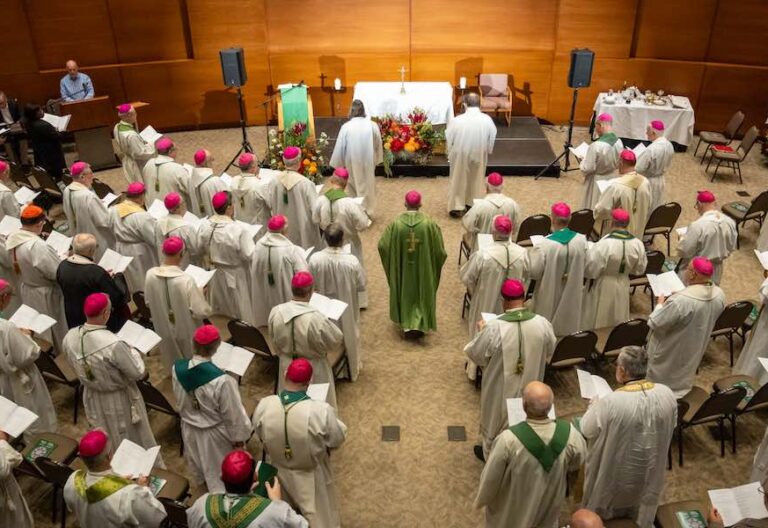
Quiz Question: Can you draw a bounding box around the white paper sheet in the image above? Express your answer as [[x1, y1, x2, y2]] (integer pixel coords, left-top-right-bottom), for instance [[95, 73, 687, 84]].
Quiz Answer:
[[507, 398, 555, 426], [42, 113, 71, 132], [755, 250, 768, 271], [632, 143, 648, 158], [139, 125, 163, 145], [45, 231, 72, 258], [530, 235, 546, 247], [647, 271, 686, 298], [481, 312, 499, 322], [0, 215, 21, 236], [759, 357, 768, 374], [14, 186, 39, 205], [219, 172, 233, 187], [708, 482, 768, 527], [569, 142, 589, 160], [0, 396, 38, 437], [309, 292, 348, 321], [101, 192, 119, 207], [117, 320, 162, 354], [212, 342, 255, 376], [676, 226, 688, 238], [307, 383, 330, 401], [235, 220, 262, 240], [110, 439, 161, 478], [147, 199, 169, 219], [477, 233, 493, 250], [184, 265, 216, 289], [596, 178, 618, 194], [98, 248, 133, 274], [9, 304, 56, 334], [576, 369, 613, 400], [303, 246, 315, 259], [183, 211, 202, 229]]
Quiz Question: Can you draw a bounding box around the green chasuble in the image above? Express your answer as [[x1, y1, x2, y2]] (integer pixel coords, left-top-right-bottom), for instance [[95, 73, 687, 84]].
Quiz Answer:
[[74, 470, 132, 504], [597, 131, 619, 146], [205, 494, 271, 528], [174, 358, 225, 392], [509, 420, 571, 472], [378, 211, 447, 332]]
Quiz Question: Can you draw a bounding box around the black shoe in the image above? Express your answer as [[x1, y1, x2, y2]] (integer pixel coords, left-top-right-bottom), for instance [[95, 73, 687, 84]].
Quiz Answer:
[[404, 329, 424, 340], [449, 210, 464, 218], [473, 445, 485, 462]]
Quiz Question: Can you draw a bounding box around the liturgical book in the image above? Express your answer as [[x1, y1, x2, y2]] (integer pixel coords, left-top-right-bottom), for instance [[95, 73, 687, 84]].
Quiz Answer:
[[647, 271, 686, 298], [9, 304, 56, 334], [212, 342, 255, 377], [184, 265, 216, 289], [117, 320, 162, 354], [0, 396, 38, 438], [309, 292, 348, 321], [98, 248, 133, 274], [111, 439, 161, 478], [708, 482, 768, 526], [576, 369, 613, 400]]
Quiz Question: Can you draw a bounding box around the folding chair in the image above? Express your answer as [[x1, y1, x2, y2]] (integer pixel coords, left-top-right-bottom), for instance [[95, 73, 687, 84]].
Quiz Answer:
[[35, 457, 74, 526], [138, 378, 184, 454], [548, 330, 597, 370], [710, 300, 753, 366], [227, 319, 280, 393], [694, 110, 744, 158], [629, 250, 665, 311], [600, 318, 649, 360], [643, 202, 681, 256], [160, 497, 190, 528], [722, 190, 768, 249], [655, 500, 708, 528], [131, 291, 153, 328], [568, 208, 596, 240], [35, 349, 82, 423], [713, 375, 768, 415], [516, 214, 551, 248]]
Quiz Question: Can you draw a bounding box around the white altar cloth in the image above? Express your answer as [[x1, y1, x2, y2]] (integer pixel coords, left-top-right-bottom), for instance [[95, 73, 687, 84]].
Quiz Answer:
[[593, 93, 695, 146], [352, 82, 455, 125]]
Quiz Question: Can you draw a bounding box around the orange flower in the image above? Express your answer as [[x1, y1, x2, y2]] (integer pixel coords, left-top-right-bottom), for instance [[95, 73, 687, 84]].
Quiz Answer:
[[302, 159, 311, 166]]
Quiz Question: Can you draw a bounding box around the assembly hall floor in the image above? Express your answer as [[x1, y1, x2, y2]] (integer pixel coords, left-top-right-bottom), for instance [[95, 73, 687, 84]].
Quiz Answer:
[[25, 123, 768, 527]]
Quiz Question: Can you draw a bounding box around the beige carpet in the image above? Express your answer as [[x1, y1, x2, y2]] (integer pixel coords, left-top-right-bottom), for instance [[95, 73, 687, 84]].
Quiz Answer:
[[24, 123, 768, 527]]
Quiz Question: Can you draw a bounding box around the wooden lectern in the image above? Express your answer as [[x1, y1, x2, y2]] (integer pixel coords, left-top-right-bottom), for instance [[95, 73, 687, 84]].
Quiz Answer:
[[60, 96, 120, 170]]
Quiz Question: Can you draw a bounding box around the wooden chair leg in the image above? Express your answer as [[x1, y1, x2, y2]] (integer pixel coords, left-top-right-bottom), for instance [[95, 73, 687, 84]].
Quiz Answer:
[[729, 333, 734, 366], [665, 233, 671, 256], [719, 418, 725, 457], [732, 415, 737, 454], [678, 426, 684, 467]]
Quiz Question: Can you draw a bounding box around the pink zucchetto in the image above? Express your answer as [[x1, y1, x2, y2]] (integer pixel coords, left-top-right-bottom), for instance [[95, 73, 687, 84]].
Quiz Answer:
[[493, 215, 512, 235], [612, 208, 630, 223], [286, 358, 313, 384], [0, 160, 7, 173], [597, 113, 613, 123], [551, 202, 571, 218], [156, 137, 174, 152], [164, 192, 181, 210], [237, 152, 255, 169], [292, 271, 314, 289], [83, 293, 109, 317], [283, 146, 301, 160], [162, 236, 184, 256], [697, 190, 716, 203], [333, 167, 349, 180], [0, 279, 9, 293], [126, 182, 145, 196], [193, 149, 208, 166], [221, 450, 255, 485], [405, 190, 421, 207], [501, 279, 525, 299], [620, 149, 636, 163], [193, 324, 220, 345], [268, 215, 286, 232], [692, 256, 714, 277], [79, 430, 109, 458], [211, 191, 228, 210], [650, 120, 665, 131], [117, 103, 133, 115], [70, 161, 88, 178], [487, 172, 503, 187]]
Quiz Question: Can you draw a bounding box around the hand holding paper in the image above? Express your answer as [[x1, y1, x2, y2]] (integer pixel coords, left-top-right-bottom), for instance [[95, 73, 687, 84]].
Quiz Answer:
[[9, 304, 56, 334], [0, 216, 21, 236], [0, 396, 38, 437], [147, 200, 169, 220], [140, 126, 163, 145], [647, 271, 686, 298], [569, 142, 589, 160], [212, 342, 255, 376], [117, 320, 162, 354], [45, 230, 72, 258], [309, 292, 348, 321], [577, 369, 613, 400], [98, 248, 133, 274], [307, 383, 330, 401], [110, 439, 161, 478], [507, 398, 555, 426]]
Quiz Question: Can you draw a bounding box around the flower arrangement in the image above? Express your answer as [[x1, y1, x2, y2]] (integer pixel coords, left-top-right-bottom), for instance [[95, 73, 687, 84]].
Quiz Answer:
[[373, 108, 445, 177], [267, 121, 329, 183]]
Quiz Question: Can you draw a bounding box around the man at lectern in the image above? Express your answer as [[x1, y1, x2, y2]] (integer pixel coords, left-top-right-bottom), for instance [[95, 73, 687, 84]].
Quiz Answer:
[[60, 59, 94, 102]]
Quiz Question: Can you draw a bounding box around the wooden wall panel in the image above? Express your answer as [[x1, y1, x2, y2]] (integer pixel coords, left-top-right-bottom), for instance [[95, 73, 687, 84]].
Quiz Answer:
[[187, 0, 268, 59], [707, 0, 768, 67], [0, 1, 39, 75], [696, 65, 768, 132], [108, 0, 189, 63], [555, 0, 638, 58], [632, 0, 717, 61]]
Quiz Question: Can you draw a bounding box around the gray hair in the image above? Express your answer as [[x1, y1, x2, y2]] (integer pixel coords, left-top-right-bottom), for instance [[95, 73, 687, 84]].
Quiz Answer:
[[464, 93, 480, 108], [617, 346, 648, 379], [349, 99, 366, 119], [81, 449, 109, 470], [522, 381, 554, 419], [324, 223, 344, 247], [72, 233, 98, 257]]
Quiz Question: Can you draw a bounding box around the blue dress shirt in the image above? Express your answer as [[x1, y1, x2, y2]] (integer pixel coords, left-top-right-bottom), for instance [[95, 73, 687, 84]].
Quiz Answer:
[[60, 73, 95, 102]]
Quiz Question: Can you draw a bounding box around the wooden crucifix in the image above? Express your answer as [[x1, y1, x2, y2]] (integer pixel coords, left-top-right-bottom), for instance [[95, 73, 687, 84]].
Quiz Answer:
[[399, 65, 408, 95]]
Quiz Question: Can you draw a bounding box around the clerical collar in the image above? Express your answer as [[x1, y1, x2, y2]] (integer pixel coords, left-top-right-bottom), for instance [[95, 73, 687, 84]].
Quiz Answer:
[[280, 390, 308, 405]]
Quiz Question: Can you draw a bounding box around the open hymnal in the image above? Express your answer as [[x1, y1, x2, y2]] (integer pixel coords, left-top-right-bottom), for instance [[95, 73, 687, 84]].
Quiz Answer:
[[98, 248, 133, 274], [139, 125, 163, 145], [632, 143, 648, 158], [212, 342, 255, 377], [219, 172, 233, 187], [530, 235, 546, 247], [9, 304, 56, 334], [755, 250, 768, 271], [14, 186, 40, 205], [569, 142, 589, 160], [101, 192, 119, 207], [184, 265, 216, 289], [596, 178, 618, 194], [147, 199, 169, 220], [507, 398, 555, 426], [676, 226, 688, 238], [477, 233, 493, 250], [42, 113, 71, 132], [183, 211, 202, 229], [117, 320, 162, 354], [309, 292, 348, 321], [647, 271, 686, 297], [576, 369, 613, 400], [708, 482, 768, 526], [110, 439, 161, 478], [45, 231, 72, 258], [307, 383, 330, 402], [0, 215, 21, 236], [0, 396, 38, 438]]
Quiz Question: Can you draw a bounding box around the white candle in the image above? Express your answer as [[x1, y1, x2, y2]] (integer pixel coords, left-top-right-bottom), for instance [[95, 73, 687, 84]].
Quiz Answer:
[[459, 77, 467, 89], [334, 78, 342, 91]]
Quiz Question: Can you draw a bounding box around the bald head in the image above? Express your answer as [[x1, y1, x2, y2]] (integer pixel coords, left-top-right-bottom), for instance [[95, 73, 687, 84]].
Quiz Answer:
[[73, 233, 98, 258], [464, 93, 480, 108], [522, 381, 554, 419], [66, 60, 79, 78], [570, 509, 604, 528]]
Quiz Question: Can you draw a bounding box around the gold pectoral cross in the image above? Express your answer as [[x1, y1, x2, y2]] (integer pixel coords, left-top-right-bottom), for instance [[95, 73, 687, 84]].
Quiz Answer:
[[407, 229, 420, 253]]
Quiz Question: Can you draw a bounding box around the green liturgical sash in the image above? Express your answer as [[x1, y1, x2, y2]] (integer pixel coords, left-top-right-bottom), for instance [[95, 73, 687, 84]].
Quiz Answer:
[[74, 470, 131, 504], [497, 309, 536, 323], [509, 420, 571, 472], [548, 227, 577, 245], [597, 132, 619, 146], [325, 188, 346, 222], [117, 123, 134, 134], [280, 85, 309, 141], [174, 359, 225, 392], [205, 494, 270, 528], [607, 230, 634, 273], [498, 309, 536, 373]]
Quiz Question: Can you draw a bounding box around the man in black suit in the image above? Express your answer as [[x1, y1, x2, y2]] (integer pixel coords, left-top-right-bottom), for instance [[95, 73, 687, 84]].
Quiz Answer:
[[0, 91, 28, 166]]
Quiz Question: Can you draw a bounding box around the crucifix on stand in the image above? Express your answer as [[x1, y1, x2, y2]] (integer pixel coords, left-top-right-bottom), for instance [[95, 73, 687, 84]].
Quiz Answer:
[[399, 65, 408, 95]]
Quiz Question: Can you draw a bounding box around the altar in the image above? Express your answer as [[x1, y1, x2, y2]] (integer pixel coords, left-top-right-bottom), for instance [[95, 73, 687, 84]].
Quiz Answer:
[[352, 82, 455, 125]]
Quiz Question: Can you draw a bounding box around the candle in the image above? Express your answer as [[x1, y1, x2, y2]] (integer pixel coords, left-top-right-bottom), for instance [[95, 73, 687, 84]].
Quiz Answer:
[[459, 76, 467, 89], [334, 78, 342, 91]]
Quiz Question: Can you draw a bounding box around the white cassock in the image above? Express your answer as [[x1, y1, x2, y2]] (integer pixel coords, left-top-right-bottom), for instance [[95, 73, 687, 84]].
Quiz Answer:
[[309, 248, 365, 380], [62, 181, 115, 259], [268, 301, 344, 408], [474, 418, 586, 528], [197, 215, 255, 321], [0, 319, 57, 439], [249, 232, 308, 327], [4, 230, 68, 349], [677, 210, 737, 285], [583, 233, 648, 329], [154, 214, 199, 268], [0, 181, 20, 221], [734, 277, 768, 384], [110, 201, 159, 293], [593, 172, 652, 238], [529, 230, 589, 336], [231, 170, 274, 225], [253, 395, 347, 528], [635, 136, 674, 212], [461, 193, 521, 252], [142, 155, 191, 206], [172, 356, 253, 493], [0, 235, 20, 316], [144, 265, 212, 372], [113, 121, 155, 184], [62, 324, 161, 454], [0, 182, 19, 314], [581, 134, 624, 209], [0, 439, 33, 528], [581, 381, 677, 527], [445, 107, 497, 212], [646, 284, 726, 397], [188, 168, 229, 218], [63, 469, 167, 528], [464, 309, 556, 455], [758, 221, 768, 253], [752, 426, 768, 483], [266, 171, 321, 250], [187, 493, 308, 528], [312, 192, 372, 306], [329, 116, 383, 216]]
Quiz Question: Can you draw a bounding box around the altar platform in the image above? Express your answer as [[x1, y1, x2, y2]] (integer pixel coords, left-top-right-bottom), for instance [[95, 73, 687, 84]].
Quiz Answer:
[[315, 116, 560, 178]]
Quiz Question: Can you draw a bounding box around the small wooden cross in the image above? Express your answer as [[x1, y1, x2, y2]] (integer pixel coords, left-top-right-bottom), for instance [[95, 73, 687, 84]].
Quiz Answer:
[[407, 229, 420, 253], [399, 65, 408, 94]]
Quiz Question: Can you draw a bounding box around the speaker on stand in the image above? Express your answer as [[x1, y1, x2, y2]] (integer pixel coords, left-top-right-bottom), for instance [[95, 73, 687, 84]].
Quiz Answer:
[[219, 47, 254, 171]]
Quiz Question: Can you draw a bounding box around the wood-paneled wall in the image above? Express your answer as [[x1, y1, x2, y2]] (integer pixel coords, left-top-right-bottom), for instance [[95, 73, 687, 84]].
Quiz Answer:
[[1, 0, 766, 133]]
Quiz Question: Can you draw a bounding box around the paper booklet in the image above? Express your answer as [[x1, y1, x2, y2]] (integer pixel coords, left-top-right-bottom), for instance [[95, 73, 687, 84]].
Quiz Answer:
[[676, 226, 688, 238], [9, 304, 56, 334], [477, 233, 493, 250], [110, 439, 161, 478], [304, 246, 315, 260], [98, 248, 133, 274], [117, 320, 162, 355], [101, 192, 119, 207], [45, 230, 72, 258], [755, 250, 768, 271], [708, 482, 768, 527], [647, 271, 686, 298], [481, 312, 499, 322], [42, 113, 71, 132], [147, 199, 169, 219], [507, 398, 555, 426], [307, 383, 330, 401], [212, 342, 255, 377], [183, 211, 202, 229], [596, 178, 618, 194], [235, 220, 262, 240], [219, 172, 233, 187], [530, 235, 546, 247], [14, 186, 40, 205], [0, 396, 38, 437], [632, 143, 647, 158], [184, 264, 216, 289], [309, 292, 348, 321], [759, 357, 768, 374], [0, 215, 21, 236], [576, 369, 613, 400], [139, 125, 163, 145], [569, 142, 589, 160]]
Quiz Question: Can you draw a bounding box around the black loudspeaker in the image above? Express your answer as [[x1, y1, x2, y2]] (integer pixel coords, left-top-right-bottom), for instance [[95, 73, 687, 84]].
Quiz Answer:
[[220, 47, 247, 87], [568, 48, 595, 89]]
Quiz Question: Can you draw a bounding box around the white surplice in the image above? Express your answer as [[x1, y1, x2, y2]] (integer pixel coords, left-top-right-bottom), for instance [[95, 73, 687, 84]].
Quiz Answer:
[[187, 493, 308, 528], [266, 171, 321, 249], [734, 278, 768, 385], [593, 171, 652, 238], [154, 214, 199, 268], [0, 439, 33, 528], [113, 121, 155, 184], [253, 395, 347, 528], [142, 155, 191, 206], [62, 182, 115, 259], [751, 425, 768, 483], [445, 107, 497, 212], [110, 202, 159, 293], [188, 168, 229, 218], [230, 171, 272, 225], [144, 265, 212, 372], [646, 284, 726, 397], [268, 301, 344, 408], [635, 136, 674, 212], [461, 192, 521, 252], [581, 136, 624, 209], [309, 248, 365, 380], [329, 116, 383, 216], [0, 182, 20, 221], [0, 233, 20, 315], [581, 381, 677, 527], [464, 310, 556, 455], [0, 185, 20, 315], [677, 210, 737, 285], [172, 356, 252, 493], [249, 232, 308, 327]]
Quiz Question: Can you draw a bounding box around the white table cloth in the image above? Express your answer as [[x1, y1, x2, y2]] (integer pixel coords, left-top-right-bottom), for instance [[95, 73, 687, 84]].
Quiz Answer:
[[592, 93, 695, 146], [353, 82, 455, 125]]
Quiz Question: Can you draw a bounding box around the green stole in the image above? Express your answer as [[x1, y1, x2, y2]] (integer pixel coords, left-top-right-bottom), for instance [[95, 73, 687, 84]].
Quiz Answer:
[[607, 230, 634, 273], [174, 358, 225, 392], [597, 131, 619, 146], [204, 493, 271, 528], [279, 390, 310, 460], [73, 470, 131, 504], [498, 309, 536, 374], [324, 188, 346, 223], [196, 174, 214, 215], [117, 122, 134, 134], [509, 420, 571, 472], [548, 228, 578, 282]]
